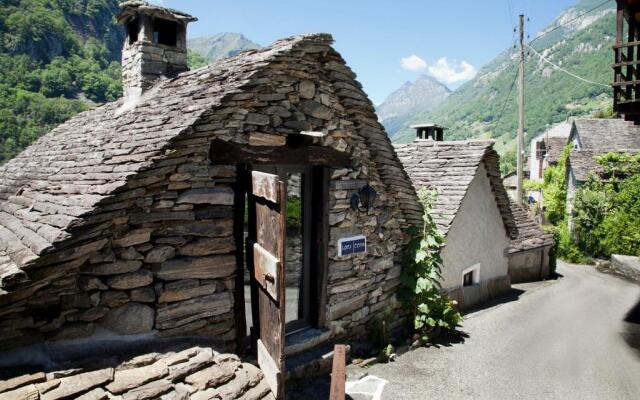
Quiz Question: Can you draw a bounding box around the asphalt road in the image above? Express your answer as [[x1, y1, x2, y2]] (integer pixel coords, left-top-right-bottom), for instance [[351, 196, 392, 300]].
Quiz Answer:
[[365, 262, 640, 400]]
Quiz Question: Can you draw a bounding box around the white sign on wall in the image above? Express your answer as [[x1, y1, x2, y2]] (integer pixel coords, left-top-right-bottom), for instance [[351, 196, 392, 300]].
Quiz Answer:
[[337, 235, 367, 256]]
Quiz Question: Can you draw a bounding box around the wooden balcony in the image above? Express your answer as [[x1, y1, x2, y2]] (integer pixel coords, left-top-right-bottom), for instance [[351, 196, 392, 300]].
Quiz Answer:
[[613, 0, 640, 122]]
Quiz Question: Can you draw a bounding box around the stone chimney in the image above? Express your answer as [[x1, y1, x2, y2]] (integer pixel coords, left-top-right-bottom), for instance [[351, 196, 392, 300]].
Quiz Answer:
[[410, 123, 445, 141], [117, 1, 197, 98]]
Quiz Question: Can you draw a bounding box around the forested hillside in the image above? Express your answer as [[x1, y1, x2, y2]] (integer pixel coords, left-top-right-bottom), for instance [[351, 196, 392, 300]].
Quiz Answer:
[[0, 0, 124, 163], [392, 0, 615, 166]]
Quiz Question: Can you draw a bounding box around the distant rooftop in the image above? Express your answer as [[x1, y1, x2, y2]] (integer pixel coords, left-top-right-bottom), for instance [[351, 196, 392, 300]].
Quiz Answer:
[[572, 119, 640, 152], [546, 121, 572, 138], [410, 123, 446, 129]]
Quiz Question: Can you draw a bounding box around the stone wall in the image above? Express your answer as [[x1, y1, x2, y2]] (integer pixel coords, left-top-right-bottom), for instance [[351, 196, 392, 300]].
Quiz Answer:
[[0, 346, 271, 400], [285, 232, 303, 287], [0, 158, 239, 351], [0, 36, 411, 353], [187, 41, 410, 340], [121, 11, 189, 97]]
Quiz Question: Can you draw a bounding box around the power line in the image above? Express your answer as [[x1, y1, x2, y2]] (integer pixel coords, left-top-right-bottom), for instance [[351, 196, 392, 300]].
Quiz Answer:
[[516, 14, 525, 204], [525, 43, 611, 88], [529, 0, 611, 46], [494, 67, 519, 131], [507, 0, 516, 27]]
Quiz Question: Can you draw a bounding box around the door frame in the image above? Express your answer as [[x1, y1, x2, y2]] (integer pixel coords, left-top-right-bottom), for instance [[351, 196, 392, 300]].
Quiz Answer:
[[213, 140, 335, 397], [241, 164, 330, 347]]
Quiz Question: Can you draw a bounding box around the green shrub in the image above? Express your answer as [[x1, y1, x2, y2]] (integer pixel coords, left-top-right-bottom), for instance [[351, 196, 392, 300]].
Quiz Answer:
[[500, 149, 516, 176], [286, 196, 302, 229], [557, 223, 585, 263], [570, 156, 640, 258], [542, 145, 571, 226], [592, 104, 615, 119], [572, 181, 607, 256], [598, 174, 640, 257], [400, 189, 462, 344], [188, 49, 209, 69], [40, 63, 73, 97]]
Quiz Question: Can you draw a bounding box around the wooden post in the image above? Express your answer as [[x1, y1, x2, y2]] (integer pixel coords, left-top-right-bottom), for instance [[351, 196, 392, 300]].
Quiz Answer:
[[233, 164, 248, 355], [615, 0, 624, 108], [516, 14, 525, 204], [329, 345, 346, 400]]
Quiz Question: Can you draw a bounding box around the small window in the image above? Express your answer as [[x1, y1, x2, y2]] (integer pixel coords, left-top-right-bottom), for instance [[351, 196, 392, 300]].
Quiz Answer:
[[463, 271, 474, 287], [536, 141, 546, 160], [462, 263, 480, 287], [127, 18, 140, 45], [153, 18, 178, 46]]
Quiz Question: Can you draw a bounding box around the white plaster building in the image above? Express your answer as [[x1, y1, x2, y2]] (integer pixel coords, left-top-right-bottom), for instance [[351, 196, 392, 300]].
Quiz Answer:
[[395, 139, 518, 309]]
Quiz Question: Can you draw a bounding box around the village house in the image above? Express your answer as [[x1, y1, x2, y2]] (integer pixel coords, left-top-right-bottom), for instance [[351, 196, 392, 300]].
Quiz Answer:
[[529, 122, 571, 183], [394, 128, 518, 310], [521, 121, 571, 213], [566, 119, 640, 225], [0, 1, 420, 398]]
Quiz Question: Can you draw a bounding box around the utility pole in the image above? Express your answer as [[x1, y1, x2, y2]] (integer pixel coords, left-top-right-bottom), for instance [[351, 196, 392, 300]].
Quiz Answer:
[[516, 14, 525, 204]]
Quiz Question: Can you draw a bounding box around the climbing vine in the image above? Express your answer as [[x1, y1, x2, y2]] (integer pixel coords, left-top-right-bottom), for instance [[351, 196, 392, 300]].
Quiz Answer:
[[400, 189, 462, 344]]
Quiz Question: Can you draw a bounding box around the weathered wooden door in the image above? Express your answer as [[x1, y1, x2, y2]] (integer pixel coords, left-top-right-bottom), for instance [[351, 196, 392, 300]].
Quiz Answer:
[[247, 170, 286, 398]]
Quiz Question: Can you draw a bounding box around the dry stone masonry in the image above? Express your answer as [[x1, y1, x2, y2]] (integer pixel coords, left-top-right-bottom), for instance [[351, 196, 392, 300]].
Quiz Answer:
[[0, 28, 416, 353], [118, 1, 196, 97], [0, 346, 271, 400], [0, 4, 422, 399]]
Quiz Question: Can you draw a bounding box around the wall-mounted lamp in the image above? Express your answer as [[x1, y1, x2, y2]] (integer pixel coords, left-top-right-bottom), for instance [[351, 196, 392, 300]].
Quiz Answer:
[[350, 184, 377, 213]]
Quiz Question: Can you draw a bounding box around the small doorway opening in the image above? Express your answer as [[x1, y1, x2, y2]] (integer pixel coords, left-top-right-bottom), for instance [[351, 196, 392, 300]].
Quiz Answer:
[[238, 164, 327, 354]]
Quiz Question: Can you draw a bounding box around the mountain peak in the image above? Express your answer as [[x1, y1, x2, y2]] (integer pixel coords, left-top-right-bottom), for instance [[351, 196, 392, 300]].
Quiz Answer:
[[376, 74, 451, 134], [391, 0, 615, 148], [415, 74, 452, 91], [188, 33, 261, 62]]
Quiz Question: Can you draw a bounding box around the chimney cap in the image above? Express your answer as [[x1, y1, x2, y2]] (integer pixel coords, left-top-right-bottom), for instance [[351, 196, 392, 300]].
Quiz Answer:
[[117, 1, 197, 24]]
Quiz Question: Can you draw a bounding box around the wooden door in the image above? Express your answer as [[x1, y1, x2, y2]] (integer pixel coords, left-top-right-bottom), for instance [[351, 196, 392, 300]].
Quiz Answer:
[[248, 170, 286, 398]]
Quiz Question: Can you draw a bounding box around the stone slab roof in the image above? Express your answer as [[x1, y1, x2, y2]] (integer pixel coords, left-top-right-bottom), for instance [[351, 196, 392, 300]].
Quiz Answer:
[[502, 171, 516, 188], [544, 136, 568, 165], [572, 119, 640, 152], [569, 148, 639, 182], [0, 33, 415, 289], [568, 149, 602, 182], [508, 201, 554, 254], [394, 140, 517, 238], [117, 1, 197, 23]]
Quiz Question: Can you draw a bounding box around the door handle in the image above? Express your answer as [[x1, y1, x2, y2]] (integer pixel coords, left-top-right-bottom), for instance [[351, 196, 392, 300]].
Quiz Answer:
[[264, 274, 275, 283]]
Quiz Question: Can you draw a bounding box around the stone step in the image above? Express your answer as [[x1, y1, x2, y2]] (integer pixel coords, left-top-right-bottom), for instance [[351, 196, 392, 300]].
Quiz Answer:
[[285, 343, 350, 381], [284, 327, 331, 358]]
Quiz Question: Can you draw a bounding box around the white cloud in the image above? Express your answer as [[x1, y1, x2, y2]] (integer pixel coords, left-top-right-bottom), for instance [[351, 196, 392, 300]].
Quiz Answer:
[[428, 57, 477, 84], [400, 54, 427, 72]]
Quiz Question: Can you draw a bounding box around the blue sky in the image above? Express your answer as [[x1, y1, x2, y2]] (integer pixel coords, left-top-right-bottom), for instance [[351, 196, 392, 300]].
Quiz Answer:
[[154, 0, 578, 104]]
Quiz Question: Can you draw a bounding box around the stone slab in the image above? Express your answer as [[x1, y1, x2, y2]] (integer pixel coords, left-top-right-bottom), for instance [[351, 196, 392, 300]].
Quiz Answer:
[[611, 254, 640, 282]]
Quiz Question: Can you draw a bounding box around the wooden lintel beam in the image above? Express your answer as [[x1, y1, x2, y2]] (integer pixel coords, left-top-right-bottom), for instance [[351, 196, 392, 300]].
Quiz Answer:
[[209, 139, 352, 167]]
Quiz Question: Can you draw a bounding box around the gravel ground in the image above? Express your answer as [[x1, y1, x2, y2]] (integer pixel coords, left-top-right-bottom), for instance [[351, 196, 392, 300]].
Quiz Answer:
[[362, 262, 640, 400]]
